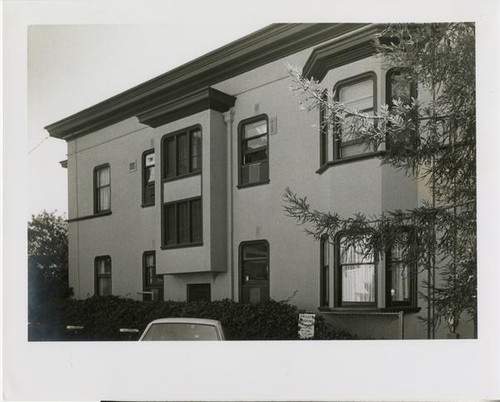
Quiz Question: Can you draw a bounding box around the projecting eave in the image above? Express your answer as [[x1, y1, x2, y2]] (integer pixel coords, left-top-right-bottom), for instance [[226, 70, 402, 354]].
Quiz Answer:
[[45, 23, 369, 141]]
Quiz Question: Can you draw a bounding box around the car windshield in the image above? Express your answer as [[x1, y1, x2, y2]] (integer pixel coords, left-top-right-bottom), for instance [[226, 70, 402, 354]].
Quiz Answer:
[[141, 323, 219, 341]]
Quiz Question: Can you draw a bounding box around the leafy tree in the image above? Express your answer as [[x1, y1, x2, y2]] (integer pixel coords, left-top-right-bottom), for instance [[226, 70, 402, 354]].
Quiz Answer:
[[284, 23, 476, 337], [28, 210, 71, 311]]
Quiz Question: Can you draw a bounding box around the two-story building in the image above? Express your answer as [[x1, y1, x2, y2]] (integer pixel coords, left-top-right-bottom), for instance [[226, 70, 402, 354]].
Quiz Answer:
[[45, 23, 475, 339]]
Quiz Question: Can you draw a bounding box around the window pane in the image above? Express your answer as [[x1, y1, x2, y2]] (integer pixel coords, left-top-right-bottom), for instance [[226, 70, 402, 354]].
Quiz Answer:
[[190, 199, 202, 242], [97, 166, 110, 186], [165, 205, 176, 244], [339, 79, 373, 111], [340, 239, 373, 264], [243, 120, 267, 139], [177, 202, 189, 243], [177, 133, 189, 175], [98, 186, 110, 211], [322, 238, 329, 266], [166, 138, 176, 177], [342, 264, 375, 302], [97, 258, 111, 275], [243, 242, 268, 259], [244, 136, 267, 152], [98, 277, 112, 296], [145, 153, 155, 167], [190, 130, 201, 171], [243, 149, 267, 164], [390, 263, 410, 301], [146, 166, 155, 183], [242, 260, 268, 282], [389, 72, 412, 104]]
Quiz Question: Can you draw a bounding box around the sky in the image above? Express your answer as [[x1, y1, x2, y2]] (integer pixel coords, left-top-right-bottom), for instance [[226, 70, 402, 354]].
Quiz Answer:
[[28, 22, 267, 218]]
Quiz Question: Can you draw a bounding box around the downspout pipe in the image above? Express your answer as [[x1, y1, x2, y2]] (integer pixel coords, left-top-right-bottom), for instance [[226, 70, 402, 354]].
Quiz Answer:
[[224, 108, 235, 300]]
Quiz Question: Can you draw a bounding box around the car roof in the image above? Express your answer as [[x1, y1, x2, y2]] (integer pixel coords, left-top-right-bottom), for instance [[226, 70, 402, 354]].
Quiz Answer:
[[147, 318, 221, 325]]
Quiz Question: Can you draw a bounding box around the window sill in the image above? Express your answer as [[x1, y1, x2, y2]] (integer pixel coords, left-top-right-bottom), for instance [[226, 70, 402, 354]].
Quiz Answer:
[[67, 211, 112, 223], [237, 179, 270, 189], [162, 171, 201, 183], [141, 203, 155, 208], [161, 242, 203, 250], [316, 151, 386, 174]]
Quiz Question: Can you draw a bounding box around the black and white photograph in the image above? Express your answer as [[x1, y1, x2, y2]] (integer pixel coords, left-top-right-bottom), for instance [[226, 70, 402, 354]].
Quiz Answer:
[[3, 0, 500, 400]]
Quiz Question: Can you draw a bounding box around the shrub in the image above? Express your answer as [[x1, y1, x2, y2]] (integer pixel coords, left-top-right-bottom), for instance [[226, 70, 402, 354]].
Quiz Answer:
[[28, 296, 354, 341]]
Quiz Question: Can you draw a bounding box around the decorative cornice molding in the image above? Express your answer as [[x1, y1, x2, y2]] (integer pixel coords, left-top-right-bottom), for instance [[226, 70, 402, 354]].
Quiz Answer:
[[302, 24, 382, 82], [45, 23, 367, 140], [137, 87, 236, 128]]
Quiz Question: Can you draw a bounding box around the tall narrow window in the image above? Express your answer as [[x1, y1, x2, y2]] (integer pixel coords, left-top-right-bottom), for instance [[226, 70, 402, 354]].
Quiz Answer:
[[142, 150, 155, 206], [386, 69, 418, 152], [240, 241, 269, 304], [335, 234, 376, 307], [334, 73, 376, 159], [143, 251, 164, 302], [162, 126, 202, 180], [162, 197, 203, 248], [95, 256, 112, 296], [94, 164, 111, 213], [239, 115, 269, 187], [320, 235, 330, 307], [386, 232, 416, 308]]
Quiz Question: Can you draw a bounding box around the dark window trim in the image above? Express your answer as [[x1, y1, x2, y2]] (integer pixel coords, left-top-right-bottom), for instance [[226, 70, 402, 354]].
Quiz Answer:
[[239, 239, 270, 304], [320, 234, 330, 307], [93, 163, 111, 214], [385, 67, 418, 108], [319, 90, 329, 167], [94, 255, 112, 296], [161, 196, 203, 249], [161, 124, 202, 183], [237, 114, 269, 188], [331, 71, 378, 162], [187, 283, 211, 302], [316, 151, 386, 174], [141, 149, 155, 207], [334, 231, 377, 308]]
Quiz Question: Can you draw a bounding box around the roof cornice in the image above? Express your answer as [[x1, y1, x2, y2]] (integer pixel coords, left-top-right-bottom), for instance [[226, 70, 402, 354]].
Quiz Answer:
[[302, 24, 382, 82], [137, 87, 236, 128], [45, 23, 368, 140]]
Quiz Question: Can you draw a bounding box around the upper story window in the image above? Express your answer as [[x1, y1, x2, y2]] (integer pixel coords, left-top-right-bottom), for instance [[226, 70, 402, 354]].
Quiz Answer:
[[142, 150, 155, 206], [143, 251, 163, 301], [162, 126, 201, 181], [333, 72, 377, 160], [94, 164, 111, 213], [239, 115, 269, 187], [335, 233, 376, 307], [162, 197, 202, 248], [95, 256, 112, 296]]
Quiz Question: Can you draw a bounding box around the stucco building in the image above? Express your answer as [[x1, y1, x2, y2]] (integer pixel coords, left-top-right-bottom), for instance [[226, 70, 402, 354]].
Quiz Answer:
[[46, 23, 474, 339]]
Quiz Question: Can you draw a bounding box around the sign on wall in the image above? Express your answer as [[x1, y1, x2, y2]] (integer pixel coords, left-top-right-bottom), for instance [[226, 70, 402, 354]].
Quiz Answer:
[[298, 313, 315, 339]]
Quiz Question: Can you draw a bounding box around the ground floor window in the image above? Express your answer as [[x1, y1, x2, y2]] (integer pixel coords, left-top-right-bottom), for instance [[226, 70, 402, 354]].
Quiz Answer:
[[386, 233, 416, 308], [187, 283, 211, 302], [240, 240, 269, 304], [143, 251, 164, 301], [335, 233, 376, 307], [95, 256, 112, 296], [320, 235, 330, 307]]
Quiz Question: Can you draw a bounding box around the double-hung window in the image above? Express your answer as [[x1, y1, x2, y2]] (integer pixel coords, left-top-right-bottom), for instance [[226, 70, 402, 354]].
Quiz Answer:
[[142, 150, 155, 206], [162, 126, 202, 180], [143, 251, 163, 301], [162, 197, 202, 247], [239, 115, 269, 187], [95, 256, 112, 296], [335, 233, 376, 307], [333, 72, 377, 160], [94, 164, 111, 213]]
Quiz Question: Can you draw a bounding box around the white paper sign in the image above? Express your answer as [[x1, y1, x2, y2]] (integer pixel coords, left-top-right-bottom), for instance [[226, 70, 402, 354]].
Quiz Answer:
[[298, 313, 315, 339]]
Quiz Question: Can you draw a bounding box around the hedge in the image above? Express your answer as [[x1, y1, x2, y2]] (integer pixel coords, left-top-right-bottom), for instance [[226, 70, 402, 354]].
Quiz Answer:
[[28, 296, 355, 341]]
